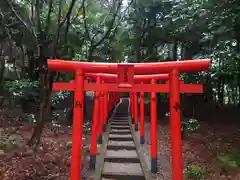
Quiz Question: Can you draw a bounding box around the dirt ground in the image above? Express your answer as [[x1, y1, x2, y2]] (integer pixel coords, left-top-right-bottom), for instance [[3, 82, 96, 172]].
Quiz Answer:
[[142, 117, 240, 180], [0, 107, 92, 180], [0, 106, 240, 180]]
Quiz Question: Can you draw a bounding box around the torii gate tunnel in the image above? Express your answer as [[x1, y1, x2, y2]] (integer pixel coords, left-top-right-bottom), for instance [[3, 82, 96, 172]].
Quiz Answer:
[[48, 59, 211, 180]]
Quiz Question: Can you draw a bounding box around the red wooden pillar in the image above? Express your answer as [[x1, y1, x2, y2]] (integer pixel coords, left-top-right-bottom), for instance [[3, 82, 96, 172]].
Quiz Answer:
[[111, 92, 114, 107], [150, 79, 158, 173], [98, 90, 104, 144], [115, 93, 118, 104], [108, 93, 111, 112], [113, 92, 116, 107], [111, 92, 115, 110], [103, 91, 108, 131], [111, 92, 114, 110], [118, 92, 121, 102], [107, 92, 110, 119], [134, 92, 138, 131], [89, 77, 100, 169], [169, 68, 183, 180], [130, 93, 132, 116], [116, 92, 119, 103], [131, 92, 135, 124], [70, 70, 85, 180], [140, 83, 145, 144], [110, 92, 113, 111]]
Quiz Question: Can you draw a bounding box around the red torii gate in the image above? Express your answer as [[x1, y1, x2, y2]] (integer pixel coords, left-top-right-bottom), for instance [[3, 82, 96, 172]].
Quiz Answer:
[[48, 59, 211, 180], [75, 72, 204, 173]]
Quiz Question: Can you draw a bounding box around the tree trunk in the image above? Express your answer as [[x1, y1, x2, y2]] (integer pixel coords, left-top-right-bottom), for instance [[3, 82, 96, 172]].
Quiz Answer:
[[27, 49, 38, 80], [87, 46, 94, 61], [203, 73, 213, 105], [233, 19, 240, 106], [0, 46, 5, 88], [20, 45, 26, 78], [169, 41, 178, 60], [0, 46, 5, 107], [28, 69, 55, 147]]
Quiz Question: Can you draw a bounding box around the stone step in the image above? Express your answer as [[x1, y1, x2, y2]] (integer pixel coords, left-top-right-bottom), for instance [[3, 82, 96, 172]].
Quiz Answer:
[[102, 162, 144, 178], [111, 122, 129, 126], [114, 114, 129, 116], [112, 118, 129, 121], [108, 140, 135, 147], [109, 134, 132, 138], [101, 174, 145, 180], [111, 125, 130, 130], [113, 118, 128, 120], [113, 117, 129, 120], [108, 136, 133, 141], [107, 145, 136, 151], [111, 129, 131, 134], [113, 116, 128, 118], [113, 118, 129, 120], [111, 120, 129, 123], [104, 157, 140, 163], [106, 150, 138, 159], [110, 131, 131, 135]]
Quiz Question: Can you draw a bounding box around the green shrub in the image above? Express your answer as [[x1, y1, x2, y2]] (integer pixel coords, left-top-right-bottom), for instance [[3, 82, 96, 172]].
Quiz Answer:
[[64, 141, 72, 149], [184, 164, 204, 180], [4, 79, 70, 105], [4, 79, 40, 101], [181, 118, 200, 135], [164, 112, 200, 136], [0, 133, 18, 151], [217, 149, 240, 171], [4, 79, 71, 122], [52, 91, 70, 106]]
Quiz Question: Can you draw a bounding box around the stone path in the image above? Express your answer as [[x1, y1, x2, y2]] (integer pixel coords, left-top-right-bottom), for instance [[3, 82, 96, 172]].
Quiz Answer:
[[100, 99, 151, 180]]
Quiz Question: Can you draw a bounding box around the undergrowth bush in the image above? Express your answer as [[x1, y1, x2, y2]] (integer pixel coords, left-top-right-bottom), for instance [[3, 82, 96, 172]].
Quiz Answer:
[[184, 164, 204, 180], [4, 79, 94, 124], [4, 79, 40, 102], [217, 149, 240, 171], [4, 79, 71, 122], [165, 112, 200, 136], [181, 118, 200, 136], [52, 91, 71, 106], [0, 131, 18, 151]]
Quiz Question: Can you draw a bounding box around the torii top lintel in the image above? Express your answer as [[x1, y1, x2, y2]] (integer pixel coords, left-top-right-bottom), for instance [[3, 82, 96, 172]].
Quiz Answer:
[[47, 59, 211, 74], [85, 73, 169, 82]]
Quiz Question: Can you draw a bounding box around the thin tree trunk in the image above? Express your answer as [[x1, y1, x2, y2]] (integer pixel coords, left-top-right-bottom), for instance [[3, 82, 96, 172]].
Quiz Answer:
[[19, 45, 26, 78], [28, 69, 55, 147], [0, 45, 5, 87]]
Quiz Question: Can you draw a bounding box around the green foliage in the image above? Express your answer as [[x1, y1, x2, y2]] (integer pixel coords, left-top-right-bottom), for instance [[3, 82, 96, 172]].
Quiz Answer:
[[217, 149, 240, 171], [52, 112, 60, 121], [4, 79, 71, 122], [52, 91, 71, 106], [4, 78, 70, 104], [4, 79, 40, 101], [184, 164, 204, 180], [164, 113, 200, 135], [181, 118, 200, 134], [0, 132, 18, 151], [23, 113, 36, 124], [57, 72, 74, 82], [64, 141, 72, 149]]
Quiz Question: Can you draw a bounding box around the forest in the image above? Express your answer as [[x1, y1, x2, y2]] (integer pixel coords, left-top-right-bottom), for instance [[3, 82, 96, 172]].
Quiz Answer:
[[0, 0, 240, 179]]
